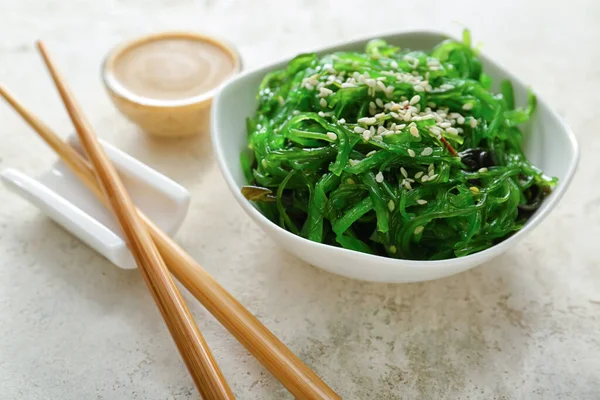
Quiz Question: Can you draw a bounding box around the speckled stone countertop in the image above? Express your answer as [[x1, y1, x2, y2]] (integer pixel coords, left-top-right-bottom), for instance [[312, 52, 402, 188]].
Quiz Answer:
[[1, 1, 599, 399]]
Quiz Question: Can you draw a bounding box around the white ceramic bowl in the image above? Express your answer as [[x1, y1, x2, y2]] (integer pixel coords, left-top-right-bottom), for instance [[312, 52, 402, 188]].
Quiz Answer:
[[211, 30, 579, 283]]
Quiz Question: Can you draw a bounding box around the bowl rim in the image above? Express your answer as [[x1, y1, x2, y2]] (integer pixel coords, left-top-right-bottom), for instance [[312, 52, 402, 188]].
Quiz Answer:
[[211, 28, 580, 269], [102, 31, 243, 108]]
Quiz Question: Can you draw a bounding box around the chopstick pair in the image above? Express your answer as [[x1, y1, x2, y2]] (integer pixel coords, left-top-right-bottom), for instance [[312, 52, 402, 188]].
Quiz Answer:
[[0, 43, 341, 400]]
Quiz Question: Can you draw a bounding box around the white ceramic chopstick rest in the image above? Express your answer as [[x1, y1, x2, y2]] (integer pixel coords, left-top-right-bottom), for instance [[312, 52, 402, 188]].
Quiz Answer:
[[1, 134, 190, 269]]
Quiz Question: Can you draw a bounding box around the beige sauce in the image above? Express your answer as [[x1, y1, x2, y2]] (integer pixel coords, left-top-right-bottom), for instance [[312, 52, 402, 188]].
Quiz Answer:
[[112, 36, 235, 101]]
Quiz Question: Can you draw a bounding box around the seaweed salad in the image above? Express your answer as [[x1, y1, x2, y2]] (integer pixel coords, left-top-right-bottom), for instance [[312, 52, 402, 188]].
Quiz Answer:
[[241, 30, 556, 260]]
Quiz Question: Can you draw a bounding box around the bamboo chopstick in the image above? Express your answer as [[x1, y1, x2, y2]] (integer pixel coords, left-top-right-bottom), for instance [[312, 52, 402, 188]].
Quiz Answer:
[[34, 42, 235, 400], [0, 56, 340, 400]]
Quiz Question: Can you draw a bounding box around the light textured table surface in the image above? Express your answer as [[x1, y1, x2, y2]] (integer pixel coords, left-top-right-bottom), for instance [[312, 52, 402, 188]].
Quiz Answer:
[[1, 1, 599, 399]]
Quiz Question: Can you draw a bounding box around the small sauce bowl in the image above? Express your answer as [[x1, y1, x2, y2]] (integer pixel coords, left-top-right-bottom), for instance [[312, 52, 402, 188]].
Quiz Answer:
[[102, 32, 242, 138]]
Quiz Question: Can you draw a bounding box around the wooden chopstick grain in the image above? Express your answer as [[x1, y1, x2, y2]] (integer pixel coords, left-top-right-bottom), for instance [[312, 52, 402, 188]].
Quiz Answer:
[[34, 41, 235, 400]]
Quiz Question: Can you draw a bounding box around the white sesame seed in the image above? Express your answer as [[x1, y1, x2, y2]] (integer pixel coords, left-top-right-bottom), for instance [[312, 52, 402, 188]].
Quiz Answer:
[[261, 159, 268, 168], [320, 98, 327, 108], [388, 200, 395, 212], [406, 178, 415, 183], [305, 83, 314, 90], [377, 80, 387, 91], [446, 127, 459, 135], [478, 167, 488, 173], [341, 82, 356, 89], [293, 110, 300, 115], [421, 175, 429, 182], [415, 171, 424, 179], [410, 95, 421, 105], [403, 180, 413, 190], [362, 130, 371, 141], [408, 149, 416, 157], [397, 124, 406, 130], [372, 135, 383, 141], [390, 112, 400, 119], [429, 174, 438, 180], [367, 150, 377, 157], [470, 118, 478, 128], [414, 85, 425, 92], [374, 112, 386, 119], [430, 126, 442, 135], [319, 87, 333, 97], [326, 132, 337, 140], [401, 167, 408, 178], [370, 101, 376, 109], [390, 60, 398, 69], [439, 122, 451, 128], [457, 117, 465, 124], [366, 79, 376, 87], [377, 126, 386, 134], [375, 172, 384, 183], [428, 164, 434, 173], [375, 98, 384, 108], [421, 147, 433, 156], [414, 226, 424, 235], [417, 199, 428, 205], [410, 125, 419, 137], [349, 159, 359, 167], [354, 126, 365, 133], [462, 102, 473, 110], [370, 126, 376, 135], [318, 111, 326, 117], [338, 118, 346, 124], [358, 117, 377, 125]]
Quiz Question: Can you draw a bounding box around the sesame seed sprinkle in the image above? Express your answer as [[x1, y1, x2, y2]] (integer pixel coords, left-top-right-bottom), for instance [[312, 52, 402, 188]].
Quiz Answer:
[[417, 199, 428, 205], [415, 171, 424, 179], [401, 167, 408, 178], [367, 150, 377, 157], [462, 102, 473, 110], [410, 125, 419, 137], [470, 118, 478, 128], [478, 167, 488, 173], [326, 132, 338, 140], [388, 200, 395, 212], [375, 171, 384, 183], [358, 117, 377, 125], [408, 149, 416, 157], [354, 126, 365, 133], [421, 147, 433, 156], [320, 98, 327, 108], [410, 95, 421, 105], [338, 118, 346, 124]]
